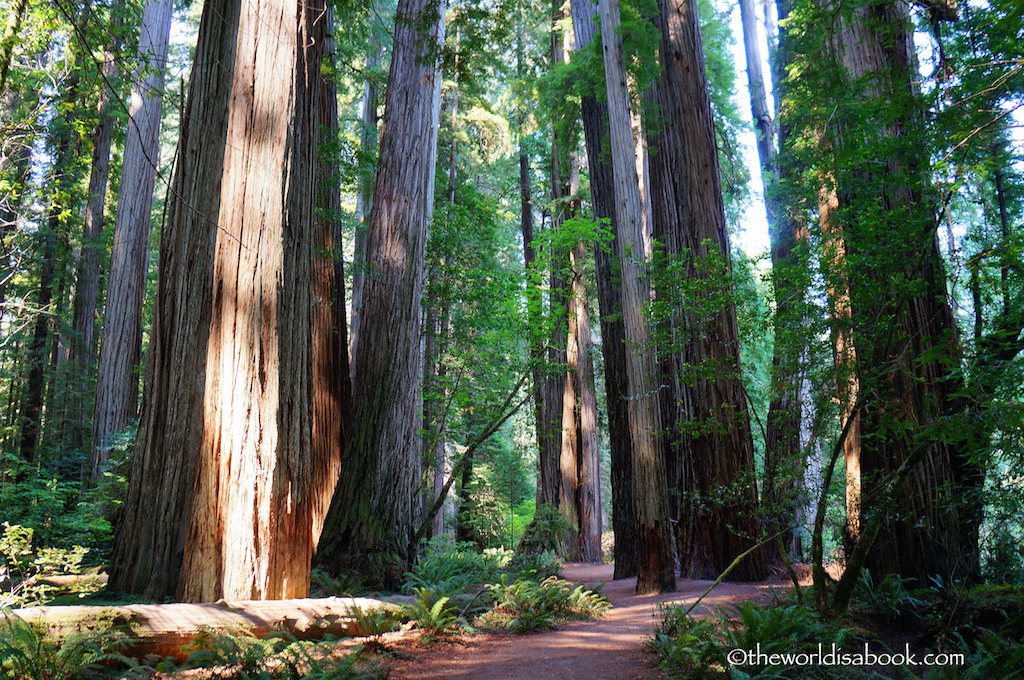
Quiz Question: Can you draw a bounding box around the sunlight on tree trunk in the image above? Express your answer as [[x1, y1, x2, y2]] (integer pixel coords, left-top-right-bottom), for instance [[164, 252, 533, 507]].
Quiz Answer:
[[109, 0, 331, 601], [597, 0, 675, 594]]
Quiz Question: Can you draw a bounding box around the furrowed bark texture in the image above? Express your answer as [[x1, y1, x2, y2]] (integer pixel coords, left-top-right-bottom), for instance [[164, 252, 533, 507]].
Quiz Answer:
[[827, 0, 981, 582], [597, 0, 675, 594], [91, 0, 174, 480], [570, 243, 602, 562], [109, 0, 329, 601], [63, 39, 117, 452], [648, 0, 766, 581], [571, 0, 636, 576], [310, 5, 352, 544], [316, 0, 447, 586]]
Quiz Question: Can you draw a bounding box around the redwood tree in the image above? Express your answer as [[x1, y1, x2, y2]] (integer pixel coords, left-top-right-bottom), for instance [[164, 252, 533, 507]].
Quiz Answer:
[[597, 0, 676, 594], [822, 0, 981, 586], [90, 0, 174, 481], [316, 0, 447, 585], [647, 0, 767, 581], [109, 0, 332, 601], [570, 0, 637, 577]]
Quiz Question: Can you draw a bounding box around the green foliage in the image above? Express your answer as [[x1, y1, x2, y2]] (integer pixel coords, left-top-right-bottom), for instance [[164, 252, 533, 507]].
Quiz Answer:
[[477, 575, 609, 633], [648, 601, 863, 679], [647, 605, 728, 677], [179, 628, 388, 680], [401, 587, 467, 639], [0, 609, 126, 680], [349, 603, 401, 643], [850, 570, 925, 626], [403, 537, 511, 596], [0, 454, 112, 555], [0, 523, 101, 608]]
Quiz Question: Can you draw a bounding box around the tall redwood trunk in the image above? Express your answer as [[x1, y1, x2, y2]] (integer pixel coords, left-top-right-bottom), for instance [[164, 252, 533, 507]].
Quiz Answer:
[[597, 0, 675, 594], [109, 0, 331, 601], [90, 0, 174, 480], [741, 0, 809, 559], [316, 0, 447, 586], [18, 100, 76, 462], [310, 5, 352, 544], [647, 0, 767, 581], [826, 0, 981, 584], [571, 0, 636, 578], [66, 31, 120, 454]]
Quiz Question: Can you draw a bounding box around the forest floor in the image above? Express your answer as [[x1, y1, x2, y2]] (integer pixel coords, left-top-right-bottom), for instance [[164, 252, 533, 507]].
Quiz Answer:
[[386, 563, 796, 680]]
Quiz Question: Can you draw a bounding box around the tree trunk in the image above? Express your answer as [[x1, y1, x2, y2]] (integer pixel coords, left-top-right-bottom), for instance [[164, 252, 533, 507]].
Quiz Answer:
[[316, 0, 447, 587], [571, 0, 637, 578], [90, 0, 174, 481], [743, 0, 808, 560], [18, 102, 75, 462], [571, 242, 602, 562], [0, 88, 34, 327], [65, 31, 120, 455], [647, 0, 767, 581], [310, 4, 352, 544], [108, 0, 331, 601], [349, 32, 383, 365], [597, 0, 675, 594], [828, 0, 981, 583], [0, 0, 28, 94]]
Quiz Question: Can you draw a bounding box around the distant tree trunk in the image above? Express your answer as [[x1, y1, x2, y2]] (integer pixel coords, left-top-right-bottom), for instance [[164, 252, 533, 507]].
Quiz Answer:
[[571, 0, 636, 578], [90, 0, 174, 481], [570, 242, 602, 562], [519, 142, 563, 517], [0, 0, 28, 94], [108, 0, 331, 601], [310, 4, 352, 544], [315, 0, 446, 586], [0, 89, 33, 324], [18, 102, 75, 462], [597, 0, 675, 594], [349, 33, 383, 365], [647, 0, 767, 581], [827, 0, 981, 583], [551, 0, 578, 559], [743, 0, 808, 559], [65, 32, 120, 455]]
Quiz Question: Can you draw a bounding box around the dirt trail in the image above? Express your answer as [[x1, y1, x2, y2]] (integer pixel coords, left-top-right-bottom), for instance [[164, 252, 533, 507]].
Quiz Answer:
[[388, 563, 792, 680]]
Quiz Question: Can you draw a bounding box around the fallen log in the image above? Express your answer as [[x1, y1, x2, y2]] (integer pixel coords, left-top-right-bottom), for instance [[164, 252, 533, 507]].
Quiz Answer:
[[9, 596, 401, 661]]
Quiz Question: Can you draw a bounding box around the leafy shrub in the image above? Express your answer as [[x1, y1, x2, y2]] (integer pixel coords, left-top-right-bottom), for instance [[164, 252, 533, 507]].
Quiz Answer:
[[648, 601, 863, 679], [403, 537, 510, 596], [920, 627, 1024, 680], [721, 601, 861, 676], [477, 576, 609, 633], [647, 605, 728, 677], [0, 454, 113, 556], [851, 569, 925, 626], [181, 627, 388, 679], [401, 587, 467, 640], [0, 523, 102, 607], [0, 608, 127, 680], [508, 549, 563, 581]]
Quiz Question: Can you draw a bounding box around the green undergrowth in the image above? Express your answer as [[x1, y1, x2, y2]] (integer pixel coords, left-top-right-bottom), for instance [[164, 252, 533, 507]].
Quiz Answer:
[[0, 612, 390, 680], [477, 575, 610, 633], [647, 574, 1024, 679], [396, 536, 608, 640]]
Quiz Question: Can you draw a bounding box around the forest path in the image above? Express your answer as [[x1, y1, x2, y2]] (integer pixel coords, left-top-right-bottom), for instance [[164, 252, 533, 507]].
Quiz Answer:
[[387, 563, 791, 680]]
